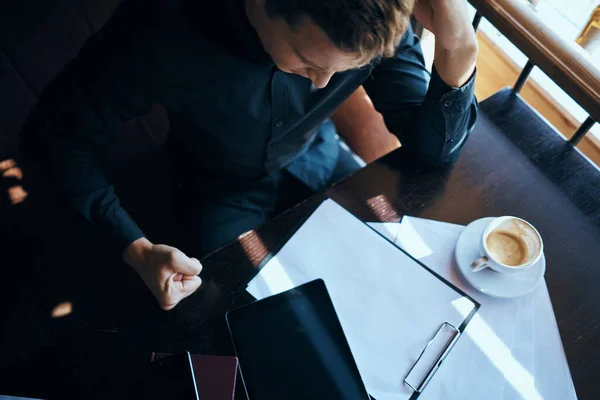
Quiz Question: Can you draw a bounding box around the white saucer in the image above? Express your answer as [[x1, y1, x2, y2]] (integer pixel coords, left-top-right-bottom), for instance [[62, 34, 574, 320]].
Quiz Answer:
[[455, 217, 546, 298]]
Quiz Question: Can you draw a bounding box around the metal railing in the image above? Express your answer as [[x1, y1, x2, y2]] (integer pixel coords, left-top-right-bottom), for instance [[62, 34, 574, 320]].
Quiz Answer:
[[468, 0, 600, 145]]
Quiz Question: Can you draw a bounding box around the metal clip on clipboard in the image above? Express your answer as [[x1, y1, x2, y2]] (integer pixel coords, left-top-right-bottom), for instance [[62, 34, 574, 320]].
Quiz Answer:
[[404, 322, 461, 394]]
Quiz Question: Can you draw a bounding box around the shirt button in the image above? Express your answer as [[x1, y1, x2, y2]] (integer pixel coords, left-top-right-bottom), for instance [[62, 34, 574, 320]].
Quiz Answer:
[[443, 101, 453, 107], [275, 120, 284, 128]]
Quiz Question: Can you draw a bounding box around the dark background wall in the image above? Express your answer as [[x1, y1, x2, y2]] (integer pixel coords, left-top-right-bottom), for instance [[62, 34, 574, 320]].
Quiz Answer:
[[0, 0, 177, 250], [0, 7, 189, 396], [0, 0, 169, 163]]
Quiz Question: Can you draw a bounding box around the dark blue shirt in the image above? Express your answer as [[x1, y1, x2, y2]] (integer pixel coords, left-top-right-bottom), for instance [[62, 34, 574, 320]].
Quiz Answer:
[[25, 0, 477, 249]]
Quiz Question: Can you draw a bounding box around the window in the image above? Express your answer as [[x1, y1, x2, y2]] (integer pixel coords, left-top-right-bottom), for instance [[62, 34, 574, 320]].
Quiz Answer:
[[473, 1, 600, 143]]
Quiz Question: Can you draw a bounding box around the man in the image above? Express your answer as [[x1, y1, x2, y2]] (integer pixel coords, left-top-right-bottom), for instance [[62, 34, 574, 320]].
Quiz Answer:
[[22, 0, 478, 310]]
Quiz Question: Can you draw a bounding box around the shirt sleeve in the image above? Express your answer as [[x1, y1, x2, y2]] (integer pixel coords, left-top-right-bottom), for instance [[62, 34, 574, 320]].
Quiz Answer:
[[22, 1, 165, 250], [363, 25, 478, 167]]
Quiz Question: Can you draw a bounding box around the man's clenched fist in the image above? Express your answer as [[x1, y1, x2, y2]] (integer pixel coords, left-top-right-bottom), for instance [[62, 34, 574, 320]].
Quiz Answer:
[[124, 238, 203, 310]]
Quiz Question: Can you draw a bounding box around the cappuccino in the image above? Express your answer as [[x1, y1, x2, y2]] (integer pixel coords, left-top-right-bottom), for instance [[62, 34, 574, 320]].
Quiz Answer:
[[486, 231, 528, 266], [484, 218, 542, 267], [472, 216, 543, 274]]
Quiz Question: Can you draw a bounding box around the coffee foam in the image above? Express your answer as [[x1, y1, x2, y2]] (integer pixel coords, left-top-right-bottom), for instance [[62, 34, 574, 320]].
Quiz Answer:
[[485, 218, 542, 267]]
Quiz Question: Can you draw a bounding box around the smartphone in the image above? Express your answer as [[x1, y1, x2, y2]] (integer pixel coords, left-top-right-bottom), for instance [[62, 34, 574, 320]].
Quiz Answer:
[[150, 351, 199, 400]]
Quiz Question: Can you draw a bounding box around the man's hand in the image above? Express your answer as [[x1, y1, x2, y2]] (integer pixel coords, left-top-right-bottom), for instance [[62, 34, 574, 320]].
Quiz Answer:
[[124, 238, 203, 310], [413, 0, 478, 87]]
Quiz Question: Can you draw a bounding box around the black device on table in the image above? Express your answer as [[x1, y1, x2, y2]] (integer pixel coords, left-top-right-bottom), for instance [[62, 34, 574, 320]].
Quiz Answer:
[[149, 351, 200, 399], [226, 279, 370, 400]]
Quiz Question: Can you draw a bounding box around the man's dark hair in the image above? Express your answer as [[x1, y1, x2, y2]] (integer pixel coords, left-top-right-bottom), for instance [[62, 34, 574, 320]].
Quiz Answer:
[[264, 0, 414, 65]]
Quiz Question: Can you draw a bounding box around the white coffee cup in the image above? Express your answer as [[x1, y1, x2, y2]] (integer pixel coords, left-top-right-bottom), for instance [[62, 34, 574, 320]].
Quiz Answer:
[[472, 216, 543, 273]]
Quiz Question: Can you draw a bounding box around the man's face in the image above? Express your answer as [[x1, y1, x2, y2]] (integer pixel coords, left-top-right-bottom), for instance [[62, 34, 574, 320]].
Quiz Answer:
[[249, 3, 362, 89]]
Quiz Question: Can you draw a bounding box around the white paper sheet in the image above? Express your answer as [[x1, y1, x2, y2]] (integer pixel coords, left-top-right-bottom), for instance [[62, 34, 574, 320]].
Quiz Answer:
[[369, 218, 578, 400], [246, 200, 477, 400]]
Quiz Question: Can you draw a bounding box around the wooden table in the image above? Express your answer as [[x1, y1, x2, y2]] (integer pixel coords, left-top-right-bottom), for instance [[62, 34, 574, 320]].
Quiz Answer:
[[1, 89, 599, 399]]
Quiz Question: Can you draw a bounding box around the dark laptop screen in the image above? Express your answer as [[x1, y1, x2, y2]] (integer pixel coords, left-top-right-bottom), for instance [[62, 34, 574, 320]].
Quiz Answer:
[[227, 280, 370, 400]]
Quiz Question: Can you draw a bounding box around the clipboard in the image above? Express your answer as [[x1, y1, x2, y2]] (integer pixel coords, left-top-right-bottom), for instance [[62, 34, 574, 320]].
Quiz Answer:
[[403, 322, 462, 396], [244, 198, 480, 400]]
